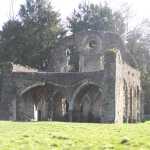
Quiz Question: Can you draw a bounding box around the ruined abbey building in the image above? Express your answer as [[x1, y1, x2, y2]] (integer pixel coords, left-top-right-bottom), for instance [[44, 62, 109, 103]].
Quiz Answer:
[[0, 31, 142, 123]]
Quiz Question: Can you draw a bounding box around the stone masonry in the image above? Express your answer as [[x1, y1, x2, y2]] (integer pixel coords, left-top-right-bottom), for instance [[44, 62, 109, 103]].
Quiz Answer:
[[0, 31, 142, 123]]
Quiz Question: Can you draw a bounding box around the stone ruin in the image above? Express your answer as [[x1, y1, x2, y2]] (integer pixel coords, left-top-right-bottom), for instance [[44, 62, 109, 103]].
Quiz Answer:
[[0, 31, 142, 123]]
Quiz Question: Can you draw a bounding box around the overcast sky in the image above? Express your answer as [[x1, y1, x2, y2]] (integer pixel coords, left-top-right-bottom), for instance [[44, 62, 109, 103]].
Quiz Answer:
[[0, 0, 150, 29]]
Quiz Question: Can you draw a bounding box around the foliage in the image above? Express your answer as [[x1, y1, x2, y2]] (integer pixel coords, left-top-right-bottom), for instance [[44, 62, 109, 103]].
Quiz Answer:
[[126, 23, 150, 71], [126, 21, 150, 107], [0, 0, 65, 70], [67, 2, 126, 35], [0, 121, 150, 149], [0, 20, 24, 64], [126, 26, 150, 72]]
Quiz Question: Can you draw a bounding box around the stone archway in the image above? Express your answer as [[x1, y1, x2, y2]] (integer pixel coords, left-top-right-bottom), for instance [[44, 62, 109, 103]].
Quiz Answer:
[[17, 83, 56, 121], [17, 83, 69, 122], [71, 82, 103, 122], [123, 79, 128, 123], [137, 86, 141, 121], [52, 91, 69, 121], [129, 88, 133, 122]]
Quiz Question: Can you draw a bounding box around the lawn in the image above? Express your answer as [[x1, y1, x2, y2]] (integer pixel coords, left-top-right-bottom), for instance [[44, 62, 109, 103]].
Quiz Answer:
[[0, 121, 150, 150]]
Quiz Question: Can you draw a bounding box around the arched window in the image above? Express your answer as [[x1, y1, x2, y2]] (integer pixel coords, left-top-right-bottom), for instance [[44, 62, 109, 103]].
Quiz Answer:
[[72, 83, 102, 122], [66, 48, 71, 66], [89, 40, 97, 48], [129, 88, 133, 122], [53, 92, 68, 121], [123, 79, 128, 122], [99, 55, 104, 70]]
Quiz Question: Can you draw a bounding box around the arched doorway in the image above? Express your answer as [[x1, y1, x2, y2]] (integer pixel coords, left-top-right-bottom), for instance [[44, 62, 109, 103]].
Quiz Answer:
[[137, 86, 140, 121], [72, 83, 103, 122], [123, 79, 128, 123], [52, 92, 69, 121], [17, 84, 69, 122], [17, 84, 53, 121], [129, 88, 133, 122]]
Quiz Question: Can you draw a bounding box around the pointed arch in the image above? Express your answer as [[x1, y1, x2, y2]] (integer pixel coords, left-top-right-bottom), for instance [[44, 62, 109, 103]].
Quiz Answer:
[[71, 81, 103, 122]]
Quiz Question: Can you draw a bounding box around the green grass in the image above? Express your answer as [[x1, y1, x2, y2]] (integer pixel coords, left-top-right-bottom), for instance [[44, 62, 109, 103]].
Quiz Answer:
[[0, 121, 150, 150]]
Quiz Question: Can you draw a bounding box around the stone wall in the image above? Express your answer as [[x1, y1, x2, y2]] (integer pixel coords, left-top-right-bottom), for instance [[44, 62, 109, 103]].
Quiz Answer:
[[115, 50, 142, 123], [0, 31, 142, 123], [102, 50, 116, 122], [0, 51, 118, 123], [0, 71, 107, 121], [50, 31, 127, 73]]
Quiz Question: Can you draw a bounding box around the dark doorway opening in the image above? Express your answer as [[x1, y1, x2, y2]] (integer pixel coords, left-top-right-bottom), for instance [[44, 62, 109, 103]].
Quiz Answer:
[[38, 110, 42, 121], [73, 84, 102, 122]]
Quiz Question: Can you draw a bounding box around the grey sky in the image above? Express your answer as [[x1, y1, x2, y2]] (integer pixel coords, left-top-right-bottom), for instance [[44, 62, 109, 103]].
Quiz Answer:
[[0, 0, 150, 29]]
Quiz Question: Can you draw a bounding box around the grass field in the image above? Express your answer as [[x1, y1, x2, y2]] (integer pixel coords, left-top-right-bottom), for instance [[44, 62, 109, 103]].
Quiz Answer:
[[0, 121, 150, 150]]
